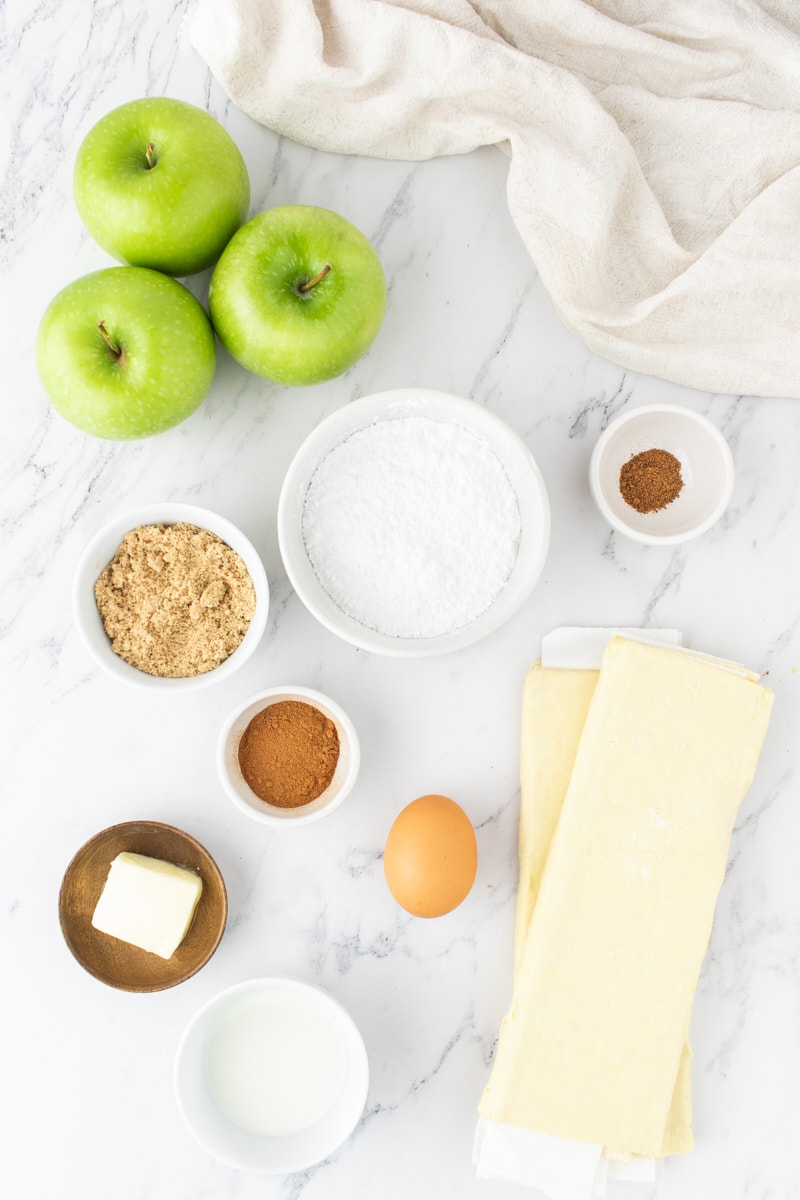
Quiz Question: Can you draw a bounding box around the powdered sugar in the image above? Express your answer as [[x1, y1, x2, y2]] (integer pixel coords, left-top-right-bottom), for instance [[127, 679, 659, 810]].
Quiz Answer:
[[300, 416, 521, 639]]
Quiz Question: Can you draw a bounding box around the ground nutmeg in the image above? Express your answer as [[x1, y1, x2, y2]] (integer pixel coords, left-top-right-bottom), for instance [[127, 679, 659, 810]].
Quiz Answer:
[[237, 700, 340, 809], [619, 448, 684, 514]]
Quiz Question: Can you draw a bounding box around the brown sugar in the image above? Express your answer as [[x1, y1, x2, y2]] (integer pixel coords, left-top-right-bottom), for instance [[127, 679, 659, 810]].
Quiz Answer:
[[238, 700, 340, 808], [93, 522, 256, 677], [619, 449, 683, 514]]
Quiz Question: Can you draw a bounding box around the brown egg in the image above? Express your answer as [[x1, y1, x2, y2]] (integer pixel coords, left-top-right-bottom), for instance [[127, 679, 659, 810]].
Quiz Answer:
[[383, 794, 478, 918]]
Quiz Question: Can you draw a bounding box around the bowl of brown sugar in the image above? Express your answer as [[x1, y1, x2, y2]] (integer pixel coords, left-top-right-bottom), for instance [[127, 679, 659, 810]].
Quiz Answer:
[[74, 503, 269, 690], [217, 686, 360, 827], [589, 404, 735, 545]]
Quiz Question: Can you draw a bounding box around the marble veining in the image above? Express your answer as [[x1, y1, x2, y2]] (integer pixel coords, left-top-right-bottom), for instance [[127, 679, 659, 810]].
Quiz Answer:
[[3, 2, 800, 1199]]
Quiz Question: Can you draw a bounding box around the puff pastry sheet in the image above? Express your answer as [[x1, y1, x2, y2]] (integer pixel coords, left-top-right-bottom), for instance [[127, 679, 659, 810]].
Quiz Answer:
[[480, 637, 773, 1159]]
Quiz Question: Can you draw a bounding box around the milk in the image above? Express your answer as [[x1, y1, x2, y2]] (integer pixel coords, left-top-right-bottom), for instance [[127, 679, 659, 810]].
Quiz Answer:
[[205, 990, 347, 1137]]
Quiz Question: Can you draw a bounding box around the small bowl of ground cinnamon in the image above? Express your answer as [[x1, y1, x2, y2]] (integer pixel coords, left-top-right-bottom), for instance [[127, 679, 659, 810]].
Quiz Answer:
[[74, 503, 269, 690], [589, 404, 735, 545], [217, 686, 360, 827]]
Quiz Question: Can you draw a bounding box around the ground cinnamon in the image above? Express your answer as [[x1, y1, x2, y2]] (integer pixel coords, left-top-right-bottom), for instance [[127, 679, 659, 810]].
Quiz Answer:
[[237, 700, 340, 808], [619, 448, 683, 514]]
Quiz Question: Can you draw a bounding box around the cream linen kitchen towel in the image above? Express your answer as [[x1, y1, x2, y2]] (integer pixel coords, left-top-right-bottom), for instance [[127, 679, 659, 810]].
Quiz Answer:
[[189, 0, 800, 398]]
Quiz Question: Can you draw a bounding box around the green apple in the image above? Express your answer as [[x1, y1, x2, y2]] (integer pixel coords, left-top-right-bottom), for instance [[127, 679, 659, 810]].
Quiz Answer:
[[208, 206, 387, 385], [73, 97, 250, 276], [36, 267, 216, 439]]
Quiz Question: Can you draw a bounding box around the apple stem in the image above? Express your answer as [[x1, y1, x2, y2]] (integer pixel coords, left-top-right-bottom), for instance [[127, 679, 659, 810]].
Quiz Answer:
[[145, 142, 157, 170], [298, 264, 332, 294], [97, 320, 123, 362]]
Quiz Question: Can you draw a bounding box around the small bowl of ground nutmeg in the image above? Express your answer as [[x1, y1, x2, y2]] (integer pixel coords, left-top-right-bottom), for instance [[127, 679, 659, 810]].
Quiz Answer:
[[589, 404, 735, 546], [74, 503, 269, 690], [217, 686, 360, 827]]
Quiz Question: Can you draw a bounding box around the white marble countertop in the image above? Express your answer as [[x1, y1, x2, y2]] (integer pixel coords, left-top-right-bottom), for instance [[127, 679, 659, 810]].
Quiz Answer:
[[3, 4, 799, 1199]]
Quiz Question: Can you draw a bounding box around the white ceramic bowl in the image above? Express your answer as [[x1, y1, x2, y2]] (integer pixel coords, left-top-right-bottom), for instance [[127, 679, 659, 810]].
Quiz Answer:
[[588, 404, 735, 545], [74, 502, 269, 691], [174, 977, 369, 1174], [277, 388, 550, 657], [218, 686, 360, 827]]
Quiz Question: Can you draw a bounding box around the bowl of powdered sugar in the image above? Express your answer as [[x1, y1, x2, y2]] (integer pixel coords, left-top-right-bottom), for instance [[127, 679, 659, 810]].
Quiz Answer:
[[277, 389, 550, 657]]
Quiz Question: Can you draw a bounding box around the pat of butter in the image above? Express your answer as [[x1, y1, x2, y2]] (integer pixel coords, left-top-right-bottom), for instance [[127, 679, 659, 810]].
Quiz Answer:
[[91, 852, 203, 959]]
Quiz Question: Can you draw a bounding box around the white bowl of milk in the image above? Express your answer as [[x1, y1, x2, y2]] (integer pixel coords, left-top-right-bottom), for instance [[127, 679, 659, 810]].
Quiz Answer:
[[174, 977, 369, 1172]]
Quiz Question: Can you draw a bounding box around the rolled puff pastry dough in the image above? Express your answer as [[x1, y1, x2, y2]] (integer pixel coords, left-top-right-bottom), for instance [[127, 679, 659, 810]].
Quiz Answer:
[[481, 637, 773, 1159], [513, 662, 692, 1159], [514, 665, 597, 971]]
